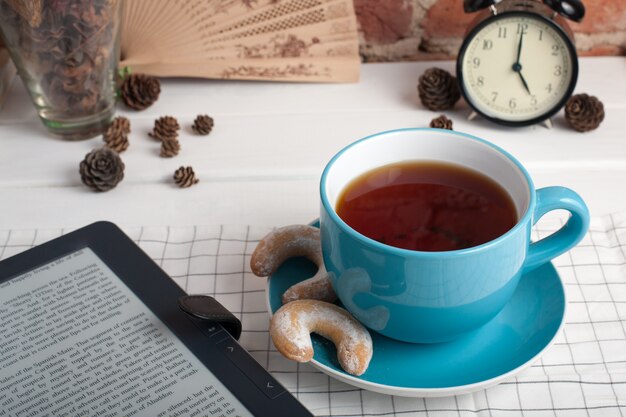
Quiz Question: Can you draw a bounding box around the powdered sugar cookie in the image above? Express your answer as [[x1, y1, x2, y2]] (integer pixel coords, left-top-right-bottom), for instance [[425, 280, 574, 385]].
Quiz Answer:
[[270, 299, 373, 376], [250, 225, 336, 304]]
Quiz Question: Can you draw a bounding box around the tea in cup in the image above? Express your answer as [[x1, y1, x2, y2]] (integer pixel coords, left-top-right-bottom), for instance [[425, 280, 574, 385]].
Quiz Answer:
[[319, 128, 589, 343]]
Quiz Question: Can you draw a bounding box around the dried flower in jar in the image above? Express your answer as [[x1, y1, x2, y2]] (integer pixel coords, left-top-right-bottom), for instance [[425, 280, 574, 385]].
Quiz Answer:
[[0, 0, 119, 119]]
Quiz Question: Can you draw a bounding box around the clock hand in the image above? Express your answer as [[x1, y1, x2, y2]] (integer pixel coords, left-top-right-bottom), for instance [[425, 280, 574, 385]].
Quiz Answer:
[[512, 31, 531, 94], [518, 71, 531, 95], [515, 30, 524, 65]]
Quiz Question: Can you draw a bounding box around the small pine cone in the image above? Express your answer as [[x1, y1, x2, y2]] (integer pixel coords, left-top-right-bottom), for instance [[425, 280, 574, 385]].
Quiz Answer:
[[192, 115, 214, 135], [418, 67, 461, 111], [173, 166, 199, 188], [149, 116, 180, 141], [79, 148, 125, 192], [429, 114, 453, 130], [160, 137, 181, 157], [565, 93, 604, 132], [120, 73, 161, 111], [103, 116, 130, 153], [110, 116, 131, 134]]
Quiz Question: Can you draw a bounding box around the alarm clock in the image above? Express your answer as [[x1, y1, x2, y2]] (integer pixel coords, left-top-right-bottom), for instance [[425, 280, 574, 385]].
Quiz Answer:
[[457, 0, 585, 127]]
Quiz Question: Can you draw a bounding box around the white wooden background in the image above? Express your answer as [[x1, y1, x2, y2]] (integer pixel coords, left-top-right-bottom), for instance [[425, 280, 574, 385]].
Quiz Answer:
[[0, 57, 625, 230]]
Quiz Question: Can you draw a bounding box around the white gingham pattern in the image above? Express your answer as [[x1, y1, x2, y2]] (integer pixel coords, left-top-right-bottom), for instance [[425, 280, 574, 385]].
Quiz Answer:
[[1, 214, 625, 416]]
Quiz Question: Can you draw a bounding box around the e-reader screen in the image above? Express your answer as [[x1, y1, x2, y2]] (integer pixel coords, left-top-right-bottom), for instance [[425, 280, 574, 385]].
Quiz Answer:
[[0, 247, 253, 417]]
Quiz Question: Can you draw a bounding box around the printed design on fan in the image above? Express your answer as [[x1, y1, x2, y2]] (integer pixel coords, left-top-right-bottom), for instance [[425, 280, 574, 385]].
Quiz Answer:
[[236, 34, 321, 58], [220, 63, 331, 79]]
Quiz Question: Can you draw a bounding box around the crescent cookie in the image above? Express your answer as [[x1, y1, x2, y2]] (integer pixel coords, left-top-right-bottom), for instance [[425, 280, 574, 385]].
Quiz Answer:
[[250, 225, 337, 304], [270, 300, 373, 376]]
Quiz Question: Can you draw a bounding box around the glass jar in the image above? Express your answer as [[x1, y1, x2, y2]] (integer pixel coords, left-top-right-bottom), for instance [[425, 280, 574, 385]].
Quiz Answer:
[[0, 44, 16, 110], [0, 0, 121, 140]]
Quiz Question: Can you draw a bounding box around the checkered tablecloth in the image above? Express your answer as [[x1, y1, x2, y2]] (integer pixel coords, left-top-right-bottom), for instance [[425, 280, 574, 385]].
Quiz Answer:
[[1, 213, 625, 416]]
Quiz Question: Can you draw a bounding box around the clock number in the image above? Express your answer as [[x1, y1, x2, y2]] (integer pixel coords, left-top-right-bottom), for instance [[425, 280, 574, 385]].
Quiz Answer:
[[546, 83, 552, 93], [551, 44, 560, 56], [539, 30, 543, 41], [554, 65, 562, 76], [509, 98, 517, 109], [482, 39, 493, 50], [477, 76, 484, 87], [498, 27, 507, 39], [472, 57, 480, 68], [516, 23, 528, 34], [530, 95, 538, 106], [491, 91, 498, 102]]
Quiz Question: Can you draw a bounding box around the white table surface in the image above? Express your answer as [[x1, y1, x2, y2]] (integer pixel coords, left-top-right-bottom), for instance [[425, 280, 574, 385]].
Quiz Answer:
[[1, 57, 626, 416], [1, 56, 625, 231]]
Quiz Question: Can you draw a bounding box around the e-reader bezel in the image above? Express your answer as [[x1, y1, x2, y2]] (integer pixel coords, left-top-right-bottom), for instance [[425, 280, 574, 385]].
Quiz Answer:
[[0, 221, 312, 417]]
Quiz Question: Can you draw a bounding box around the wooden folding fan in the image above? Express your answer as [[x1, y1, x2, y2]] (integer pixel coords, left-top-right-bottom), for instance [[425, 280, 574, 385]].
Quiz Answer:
[[121, 0, 360, 82]]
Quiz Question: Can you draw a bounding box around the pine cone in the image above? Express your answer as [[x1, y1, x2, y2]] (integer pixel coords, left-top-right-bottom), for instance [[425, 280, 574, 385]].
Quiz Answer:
[[160, 137, 181, 157], [7, 0, 42, 27], [173, 166, 199, 188], [418, 68, 460, 111], [192, 115, 214, 135], [149, 116, 180, 141], [565, 93, 604, 132], [120, 73, 161, 111], [103, 116, 130, 153], [429, 114, 453, 130], [79, 148, 125, 192]]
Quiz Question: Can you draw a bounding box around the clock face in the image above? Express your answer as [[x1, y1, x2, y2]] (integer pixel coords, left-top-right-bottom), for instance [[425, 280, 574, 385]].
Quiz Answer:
[[458, 13, 577, 125]]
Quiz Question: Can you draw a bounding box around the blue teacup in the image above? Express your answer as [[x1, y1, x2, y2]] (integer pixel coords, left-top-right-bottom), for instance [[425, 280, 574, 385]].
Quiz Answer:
[[320, 128, 589, 344]]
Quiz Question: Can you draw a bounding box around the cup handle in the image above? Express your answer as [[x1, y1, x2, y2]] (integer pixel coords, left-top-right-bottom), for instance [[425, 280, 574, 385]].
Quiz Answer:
[[523, 186, 590, 273]]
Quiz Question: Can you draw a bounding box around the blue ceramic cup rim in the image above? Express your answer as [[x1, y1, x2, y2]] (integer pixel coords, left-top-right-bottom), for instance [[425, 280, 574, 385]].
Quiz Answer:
[[320, 128, 537, 258]]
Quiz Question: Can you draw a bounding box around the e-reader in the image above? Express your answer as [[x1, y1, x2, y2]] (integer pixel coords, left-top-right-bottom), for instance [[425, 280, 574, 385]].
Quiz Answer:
[[0, 221, 312, 417]]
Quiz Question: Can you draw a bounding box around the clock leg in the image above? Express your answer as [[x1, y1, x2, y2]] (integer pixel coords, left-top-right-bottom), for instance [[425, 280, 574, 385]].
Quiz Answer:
[[542, 118, 553, 129], [468, 111, 478, 121]]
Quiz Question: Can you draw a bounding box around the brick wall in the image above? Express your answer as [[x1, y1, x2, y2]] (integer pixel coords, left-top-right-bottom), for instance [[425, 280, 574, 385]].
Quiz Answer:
[[355, 0, 626, 61]]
